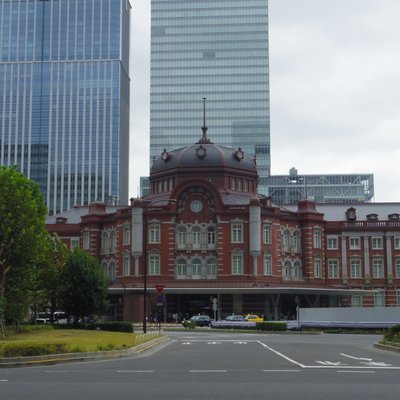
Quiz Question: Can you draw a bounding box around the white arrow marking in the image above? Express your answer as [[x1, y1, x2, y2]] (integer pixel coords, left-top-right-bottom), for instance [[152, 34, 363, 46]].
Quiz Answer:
[[317, 361, 347, 366], [340, 353, 373, 361], [182, 342, 191, 345], [360, 361, 393, 367]]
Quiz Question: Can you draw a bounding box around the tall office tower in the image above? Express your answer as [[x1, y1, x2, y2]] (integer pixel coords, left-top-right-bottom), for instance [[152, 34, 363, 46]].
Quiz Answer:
[[150, 0, 270, 194], [0, 0, 131, 215]]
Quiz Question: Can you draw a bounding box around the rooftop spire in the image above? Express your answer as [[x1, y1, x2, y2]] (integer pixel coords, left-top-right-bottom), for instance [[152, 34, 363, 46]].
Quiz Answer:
[[198, 97, 212, 144]]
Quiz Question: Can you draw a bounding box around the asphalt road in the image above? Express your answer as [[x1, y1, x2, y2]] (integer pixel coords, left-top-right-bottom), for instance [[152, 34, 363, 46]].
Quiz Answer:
[[1, 331, 400, 400]]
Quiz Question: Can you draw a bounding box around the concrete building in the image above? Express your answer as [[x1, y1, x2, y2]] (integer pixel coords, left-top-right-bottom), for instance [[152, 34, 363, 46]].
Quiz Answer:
[[0, 0, 131, 215], [47, 129, 400, 322]]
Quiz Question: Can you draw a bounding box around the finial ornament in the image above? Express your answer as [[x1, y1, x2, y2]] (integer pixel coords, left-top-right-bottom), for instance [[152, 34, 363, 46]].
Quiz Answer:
[[197, 97, 212, 144]]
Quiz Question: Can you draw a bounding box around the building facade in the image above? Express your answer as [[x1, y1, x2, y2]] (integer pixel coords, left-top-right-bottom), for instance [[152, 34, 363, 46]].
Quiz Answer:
[[266, 169, 374, 204], [47, 130, 400, 322], [150, 0, 270, 194], [0, 0, 131, 215]]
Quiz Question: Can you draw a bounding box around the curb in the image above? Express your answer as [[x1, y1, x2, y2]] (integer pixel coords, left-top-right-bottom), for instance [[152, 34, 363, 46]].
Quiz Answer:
[[0, 335, 171, 368], [373, 342, 400, 353]]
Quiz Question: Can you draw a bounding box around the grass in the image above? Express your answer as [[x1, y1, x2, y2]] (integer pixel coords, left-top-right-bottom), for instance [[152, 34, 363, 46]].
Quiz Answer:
[[0, 326, 162, 356]]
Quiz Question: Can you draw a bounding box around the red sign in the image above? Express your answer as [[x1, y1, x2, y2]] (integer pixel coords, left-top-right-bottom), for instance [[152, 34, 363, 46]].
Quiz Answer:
[[155, 285, 165, 294]]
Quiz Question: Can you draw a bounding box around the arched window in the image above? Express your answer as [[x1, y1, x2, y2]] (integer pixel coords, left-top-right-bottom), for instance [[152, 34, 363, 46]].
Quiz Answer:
[[207, 226, 216, 248], [192, 226, 201, 249], [293, 231, 301, 252], [206, 258, 217, 278], [101, 261, 108, 278], [83, 229, 90, 250], [101, 231, 107, 253], [176, 258, 187, 278], [192, 258, 202, 278], [108, 261, 116, 281], [282, 260, 291, 278], [176, 226, 186, 248], [282, 230, 290, 252], [123, 224, 131, 245], [123, 253, 130, 276], [293, 261, 302, 280], [110, 230, 116, 253]]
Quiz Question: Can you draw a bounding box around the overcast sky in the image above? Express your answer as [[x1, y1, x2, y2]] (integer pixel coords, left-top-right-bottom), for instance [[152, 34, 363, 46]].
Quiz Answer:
[[129, 0, 400, 202]]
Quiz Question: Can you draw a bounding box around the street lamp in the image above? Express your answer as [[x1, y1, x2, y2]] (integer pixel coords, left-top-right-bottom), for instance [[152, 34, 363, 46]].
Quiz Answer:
[[142, 198, 177, 333]]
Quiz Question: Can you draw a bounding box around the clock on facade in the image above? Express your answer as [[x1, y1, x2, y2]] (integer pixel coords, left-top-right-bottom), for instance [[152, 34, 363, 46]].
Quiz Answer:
[[190, 200, 203, 213]]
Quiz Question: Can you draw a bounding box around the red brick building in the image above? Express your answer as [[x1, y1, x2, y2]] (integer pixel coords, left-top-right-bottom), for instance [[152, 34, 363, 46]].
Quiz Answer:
[[46, 132, 400, 322]]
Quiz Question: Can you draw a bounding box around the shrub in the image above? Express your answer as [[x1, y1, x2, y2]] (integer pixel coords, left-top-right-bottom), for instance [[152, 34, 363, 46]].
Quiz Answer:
[[384, 324, 400, 342], [96, 322, 134, 333], [256, 321, 287, 331], [53, 321, 134, 333], [1, 342, 68, 357], [182, 320, 196, 329]]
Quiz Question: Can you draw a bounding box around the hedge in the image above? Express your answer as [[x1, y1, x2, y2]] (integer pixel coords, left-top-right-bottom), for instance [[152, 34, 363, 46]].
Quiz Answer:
[[256, 321, 287, 331], [0, 342, 68, 357], [53, 321, 134, 333]]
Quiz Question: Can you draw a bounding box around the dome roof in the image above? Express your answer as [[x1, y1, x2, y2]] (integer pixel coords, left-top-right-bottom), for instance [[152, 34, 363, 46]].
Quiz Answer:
[[151, 140, 257, 176]]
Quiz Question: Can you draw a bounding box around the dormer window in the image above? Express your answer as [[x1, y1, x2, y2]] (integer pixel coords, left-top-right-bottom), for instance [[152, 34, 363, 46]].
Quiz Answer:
[[367, 214, 378, 221], [234, 147, 244, 161], [346, 207, 357, 221], [389, 213, 400, 220], [161, 148, 170, 162], [56, 217, 67, 224]]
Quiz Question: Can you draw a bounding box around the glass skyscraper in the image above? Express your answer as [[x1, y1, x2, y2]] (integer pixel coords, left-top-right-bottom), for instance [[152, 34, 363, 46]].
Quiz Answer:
[[0, 0, 131, 215], [150, 0, 270, 193]]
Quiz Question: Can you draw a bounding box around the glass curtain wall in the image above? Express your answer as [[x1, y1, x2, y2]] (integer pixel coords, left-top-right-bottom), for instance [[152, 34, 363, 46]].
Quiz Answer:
[[0, 0, 130, 214], [150, 0, 270, 194]]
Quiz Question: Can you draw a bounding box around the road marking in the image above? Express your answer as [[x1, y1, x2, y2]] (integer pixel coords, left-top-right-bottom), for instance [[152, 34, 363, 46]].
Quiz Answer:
[[257, 341, 306, 368], [117, 370, 154, 373], [257, 341, 400, 370], [190, 370, 227, 373], [182, 342, 191, 345], [360, 361, 393, 367], [317, 361, 347, 366], [0, 379, 8, 382], [337, 370, 375, 374], [340, 353, 373, 361], [233, 341, 247, 344], [45, 370, 68, 373], [263, 370, 301, 373], [207, 342, 221, 345]]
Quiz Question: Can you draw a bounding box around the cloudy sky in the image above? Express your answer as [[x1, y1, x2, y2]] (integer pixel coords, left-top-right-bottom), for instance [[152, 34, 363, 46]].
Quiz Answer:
[[129, 0, 400, 202]]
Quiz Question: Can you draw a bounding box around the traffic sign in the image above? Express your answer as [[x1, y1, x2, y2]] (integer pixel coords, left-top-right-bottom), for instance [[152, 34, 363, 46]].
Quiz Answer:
[[156, 294, 165, 306], [155, 285, 165, 294]]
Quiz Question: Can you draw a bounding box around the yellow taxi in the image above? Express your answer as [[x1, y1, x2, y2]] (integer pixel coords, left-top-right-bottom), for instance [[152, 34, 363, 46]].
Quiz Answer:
[[244, 314, 264, 323]]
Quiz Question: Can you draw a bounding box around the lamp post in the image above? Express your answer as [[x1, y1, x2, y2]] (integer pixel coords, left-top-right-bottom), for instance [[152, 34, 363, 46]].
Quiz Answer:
[[142, 198, 177, 333]]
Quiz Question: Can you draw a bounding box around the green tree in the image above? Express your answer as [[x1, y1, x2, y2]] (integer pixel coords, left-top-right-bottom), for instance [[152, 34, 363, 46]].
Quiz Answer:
[[0, 166, 47, 321], [59, 249, 109, 322], [34, 233, 69, 321]]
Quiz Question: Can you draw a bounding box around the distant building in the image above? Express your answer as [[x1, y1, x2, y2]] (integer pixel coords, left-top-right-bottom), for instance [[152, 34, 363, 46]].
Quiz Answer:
[[150, 0, 270, 194], [0, 0, 131, 215], [47, 129, 400, 322], [266, 168, 374, 204]]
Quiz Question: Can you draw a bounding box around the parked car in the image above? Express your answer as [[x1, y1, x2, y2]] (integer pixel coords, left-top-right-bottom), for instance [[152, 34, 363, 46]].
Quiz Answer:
[[244, 314, 264, 323], [183, 315, 212, 327], [224, 314, 245, 321], [35, 312, 50, 324]]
